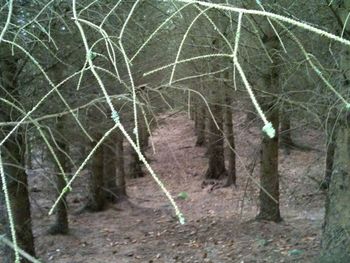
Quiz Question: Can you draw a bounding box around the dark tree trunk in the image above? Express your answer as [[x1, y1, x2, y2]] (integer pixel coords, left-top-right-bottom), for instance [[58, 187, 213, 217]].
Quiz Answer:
[[129, 149, 144, 179], [204, 92, 227, 180], [103, 138, 118, 203], [0, 49, 36, 261], [188, 90, 196, 121], [25, 133, 32, 170], [224, 97, 236, 186], [195, 102, 206, 147], [115, 131, 127, 199], [86, 134, 105, 211], [0, 135, 36, 263], [129, 115, 148, 179], [256, 105, 282, 222], [48, 117, 69, 235], [139, 115, 150, 150], [256, 19, 282, 222], [320, 114, 350, 262]]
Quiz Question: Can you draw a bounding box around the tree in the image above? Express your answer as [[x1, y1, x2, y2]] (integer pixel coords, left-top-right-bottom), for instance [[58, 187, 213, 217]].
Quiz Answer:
[[0, 45, 36, 262], [47, 116, 69, 235], [319, 1, 350, 261]]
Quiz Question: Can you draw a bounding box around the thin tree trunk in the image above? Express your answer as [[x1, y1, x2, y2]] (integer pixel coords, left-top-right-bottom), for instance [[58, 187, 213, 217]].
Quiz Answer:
[[256, 105, 282, 222], [115, 130, 127, 199], [195, 102, 206, 147], [86, 134, 105, 211], [48, 116, 69, 235], [129, 149, 144, 178], [224, 96, 236, 186], [129, 114, 147, 179]]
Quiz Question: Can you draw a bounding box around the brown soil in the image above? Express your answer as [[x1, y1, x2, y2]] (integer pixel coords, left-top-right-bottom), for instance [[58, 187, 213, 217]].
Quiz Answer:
[[18, 111, 327, 262]]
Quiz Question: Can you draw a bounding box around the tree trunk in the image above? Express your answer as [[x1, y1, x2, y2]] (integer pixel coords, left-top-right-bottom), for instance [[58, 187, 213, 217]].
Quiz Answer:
[[224, 96, 236, 186], [129, 115, 147, 179], [0, 49, 36, 261], [320, 115, 350, 262], [195, 102, 206, 147], [321, 121, 336, 190], [48, 116, 69, 235], [204, 90, 227, 180], [86, 134, 105, 211], [129, 148, 144, 179], [256, 23, 282, 222], [256, 106, 282, 222], [115, 130, 127, 199], [103, 138, 118, 203], [319, 2, 350, 261]]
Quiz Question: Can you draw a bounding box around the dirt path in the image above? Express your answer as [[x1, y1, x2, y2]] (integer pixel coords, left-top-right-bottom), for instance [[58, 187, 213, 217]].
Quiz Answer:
[[30, 112, 325, 262]]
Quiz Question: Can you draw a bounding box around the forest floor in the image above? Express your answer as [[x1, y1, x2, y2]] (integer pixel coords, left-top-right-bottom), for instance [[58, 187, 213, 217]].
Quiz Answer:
[[29, 110, 326, 263]]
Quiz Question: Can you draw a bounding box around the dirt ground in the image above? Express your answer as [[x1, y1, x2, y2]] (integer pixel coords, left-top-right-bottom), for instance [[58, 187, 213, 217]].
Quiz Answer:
[[23, 111, 326, 262]]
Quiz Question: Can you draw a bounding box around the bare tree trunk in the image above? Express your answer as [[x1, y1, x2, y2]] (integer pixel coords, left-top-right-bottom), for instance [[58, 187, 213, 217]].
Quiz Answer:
[[115, 130, 127, 199], [86, 134, 105, 211], [320, 114, 350, 262], [256, 105, 282, 222], [0, 135, 36, 262], [195, 102, 206, 147], [204, 89, 227, 180], [256, 23, 282, 222], [129, 150, 144, 178], [129, 114, 148, 179], [321, 122, 336, 190], [0, 49, 36, 261], [319, 2, 350, 260], [48, 116, 69, 235], [224, 95, 236, 186], [103, 138, 118, 203]]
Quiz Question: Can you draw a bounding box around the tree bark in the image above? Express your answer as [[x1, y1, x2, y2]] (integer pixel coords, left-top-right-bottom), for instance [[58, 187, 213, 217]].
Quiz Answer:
[[224, 92, 236, 186], [115, 130, 127, 199], [0, 47, 36, 261], [256, 22, 282, 222], [129, 115, 147, 179], [103, 138, 118, 203], [48, 116, 69, 235], [256, 105, 282, 222], [321, 123, 336, 190], [204, 90, 227, 180], [195, 102, 206, 147], [86, 134, 105, 211], [320, 114, 350, 262]]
